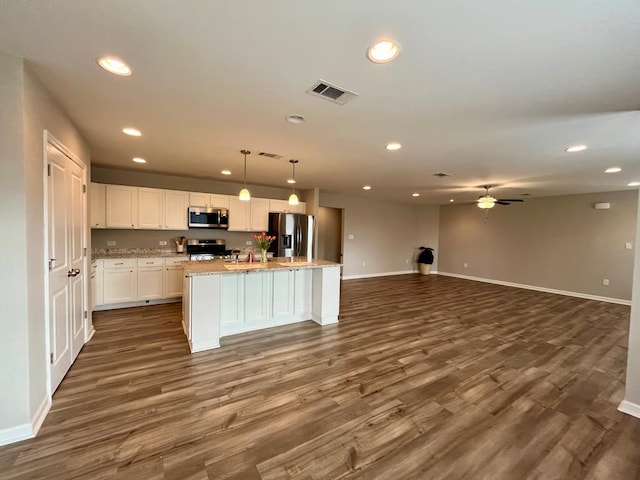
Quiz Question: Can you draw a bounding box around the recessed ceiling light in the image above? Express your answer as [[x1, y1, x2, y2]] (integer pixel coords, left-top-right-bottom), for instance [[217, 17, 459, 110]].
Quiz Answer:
[[629, 181, 640, 187], [566, 144, 588, 153], [132, 157, 146, 164], [449, 199, 455, 203], [97, 56, 132, 76], [605, 167, 622, 173], [287, 179, 296, 184], [412, 193, 420, 197], [367, 39, 400, 63], [122, 127, 141, 137], [386, 142, 402, 151], [221, 170, 231, 175], [285, 114, 305, 124], [363, 185, 372, 190]]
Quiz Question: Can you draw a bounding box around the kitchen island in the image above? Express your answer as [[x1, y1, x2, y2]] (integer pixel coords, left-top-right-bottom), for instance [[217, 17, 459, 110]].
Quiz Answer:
[[182, 258, 341, 352]]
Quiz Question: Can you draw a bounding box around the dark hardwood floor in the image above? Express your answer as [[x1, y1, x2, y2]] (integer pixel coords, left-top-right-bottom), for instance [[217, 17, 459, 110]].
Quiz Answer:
[[1, 274, 639, 479]]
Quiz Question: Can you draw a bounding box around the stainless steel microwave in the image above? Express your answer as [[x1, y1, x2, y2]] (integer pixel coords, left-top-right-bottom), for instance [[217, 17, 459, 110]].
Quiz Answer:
[[188, 206, 228, 229]]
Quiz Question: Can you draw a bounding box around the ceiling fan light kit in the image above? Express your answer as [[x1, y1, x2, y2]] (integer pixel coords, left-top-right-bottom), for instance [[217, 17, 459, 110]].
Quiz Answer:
[[476, 185, 524, 209]]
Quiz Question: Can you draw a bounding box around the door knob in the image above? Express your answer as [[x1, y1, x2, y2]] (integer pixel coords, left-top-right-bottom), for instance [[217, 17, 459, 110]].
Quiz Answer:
[[67, 268, 80, 277]]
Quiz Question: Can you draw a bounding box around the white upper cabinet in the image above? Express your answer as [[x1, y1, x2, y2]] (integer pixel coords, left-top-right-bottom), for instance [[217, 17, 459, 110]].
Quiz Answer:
[[189, 192, 231, 209], [227, 197, 250, 231], [106, 185, 138, 228], [269, 199, 306, 214], [138, 187, 164, 229], [90, 182, 106, 228], [99, 183, 295, 231], [228, 197, 269, 232], [249, 198, 269, 231], [164, 190, 189, 230]]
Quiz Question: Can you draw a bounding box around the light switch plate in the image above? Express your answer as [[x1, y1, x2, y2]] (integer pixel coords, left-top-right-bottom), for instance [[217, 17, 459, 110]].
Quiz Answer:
[[626, 242, 633, 250], [348, 234, 354, 240], [106, 241, 116, 247]]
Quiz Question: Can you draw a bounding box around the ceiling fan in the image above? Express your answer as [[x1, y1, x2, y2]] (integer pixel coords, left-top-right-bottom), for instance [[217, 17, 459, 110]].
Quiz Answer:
[[476, 185, 524, 209]]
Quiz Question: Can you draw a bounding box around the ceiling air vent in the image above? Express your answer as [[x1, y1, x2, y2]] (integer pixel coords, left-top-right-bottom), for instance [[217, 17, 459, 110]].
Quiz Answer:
[[258, 152, 284, 160], [305, 79, 358, 105]]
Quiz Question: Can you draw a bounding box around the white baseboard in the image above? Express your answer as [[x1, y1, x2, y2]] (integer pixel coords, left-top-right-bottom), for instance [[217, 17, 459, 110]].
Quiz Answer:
[[437, 271, 631, 306], [0, 422, 33, 447], [312, 313, 339, 325], [93, 297, 181, 311], [86, 326, 96, 342], [343, 269, 416, 280], [618, 399, 640, 418], [31, 395, 51, 436], [0, 394, 52, 446]]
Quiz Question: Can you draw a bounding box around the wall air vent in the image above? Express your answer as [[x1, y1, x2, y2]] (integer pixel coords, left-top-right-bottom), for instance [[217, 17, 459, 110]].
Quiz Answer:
[[305, 79, 358, 105], [258, 152, 284, 159]]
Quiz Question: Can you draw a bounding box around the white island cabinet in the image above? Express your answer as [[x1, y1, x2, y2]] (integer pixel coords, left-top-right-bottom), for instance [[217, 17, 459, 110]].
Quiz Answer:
[[182, 260, 341, 353]]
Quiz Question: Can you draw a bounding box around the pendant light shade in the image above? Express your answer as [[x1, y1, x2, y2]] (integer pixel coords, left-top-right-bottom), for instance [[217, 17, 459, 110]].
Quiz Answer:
[[288, 159, 299, 205], [239, 149, 251, 201]]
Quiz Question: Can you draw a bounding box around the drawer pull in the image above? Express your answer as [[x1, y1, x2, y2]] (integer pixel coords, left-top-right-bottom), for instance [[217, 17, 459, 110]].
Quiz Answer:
[[115, 262, 124, 265]]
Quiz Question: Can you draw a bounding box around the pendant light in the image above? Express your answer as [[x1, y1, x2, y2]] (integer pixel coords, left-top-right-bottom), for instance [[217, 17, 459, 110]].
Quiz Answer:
[[288, 159, 299, 205], [239, 149, 251, 201]]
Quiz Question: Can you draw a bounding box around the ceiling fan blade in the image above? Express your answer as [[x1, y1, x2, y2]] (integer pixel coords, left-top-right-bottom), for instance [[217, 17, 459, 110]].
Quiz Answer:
[[495, 201, 511, 205], [496, 198, 524, 202]]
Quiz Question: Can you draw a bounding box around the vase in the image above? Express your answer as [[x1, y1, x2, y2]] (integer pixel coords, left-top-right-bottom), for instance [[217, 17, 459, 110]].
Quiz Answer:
[[260, 248, 268, 263]]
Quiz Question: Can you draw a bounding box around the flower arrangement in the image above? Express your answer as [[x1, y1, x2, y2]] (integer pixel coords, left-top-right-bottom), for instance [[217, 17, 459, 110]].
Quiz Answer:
[[253, 232, 274, 250]]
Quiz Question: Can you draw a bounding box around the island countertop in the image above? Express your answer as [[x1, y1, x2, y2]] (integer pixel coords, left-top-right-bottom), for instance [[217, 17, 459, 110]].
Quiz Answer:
[[182, 257, 340, 276]]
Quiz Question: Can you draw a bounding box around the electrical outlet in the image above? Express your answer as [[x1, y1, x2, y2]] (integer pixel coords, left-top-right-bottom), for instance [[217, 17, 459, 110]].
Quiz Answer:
[[159, 241, 168, 246], [246, 240, 252, 245], [463, 262, 468, 268], [107, 241, 116, 247], [603, 279, 609, 286], [362, 261, 366, 267], [626, 242, 633, 250]]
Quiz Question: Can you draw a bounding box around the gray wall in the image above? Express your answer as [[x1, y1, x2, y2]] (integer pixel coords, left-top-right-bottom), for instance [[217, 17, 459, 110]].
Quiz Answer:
[[438, 190, 638, 300], [320, 193, 440, 278], [0, 53, 30, 432], [0, 56, 90, 435], [23, 67, 91, 421], [623, 192, 640, 406]]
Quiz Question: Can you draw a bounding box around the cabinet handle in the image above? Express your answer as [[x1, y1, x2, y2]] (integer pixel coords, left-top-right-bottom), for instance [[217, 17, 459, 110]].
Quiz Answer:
[[115, 262, 124, 265]]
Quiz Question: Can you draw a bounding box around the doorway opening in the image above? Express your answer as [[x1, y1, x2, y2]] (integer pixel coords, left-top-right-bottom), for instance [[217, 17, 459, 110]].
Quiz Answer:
[[317, 207, 343, 268]]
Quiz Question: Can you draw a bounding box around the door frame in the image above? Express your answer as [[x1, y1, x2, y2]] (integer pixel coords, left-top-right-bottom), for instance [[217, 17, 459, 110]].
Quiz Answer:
[[42, 130, 89, 396]]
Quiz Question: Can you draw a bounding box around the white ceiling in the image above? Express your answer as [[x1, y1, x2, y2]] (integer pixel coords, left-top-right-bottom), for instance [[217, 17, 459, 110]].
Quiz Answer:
[[1, 0, 639, 205]]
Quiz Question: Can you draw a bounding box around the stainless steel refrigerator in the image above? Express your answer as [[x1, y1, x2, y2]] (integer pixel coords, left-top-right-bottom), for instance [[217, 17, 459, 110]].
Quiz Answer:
[[268, 213, 314, 258]]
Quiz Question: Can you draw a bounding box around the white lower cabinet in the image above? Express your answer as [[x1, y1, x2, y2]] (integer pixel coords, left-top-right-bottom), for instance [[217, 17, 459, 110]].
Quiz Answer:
[[90, 260, 103, 308], [94, 256, 186, 308], [294, 268, 312, 316], [185, 265, 340, 352], [137, 258, 164, 300], [165, 257, 185, 297], [216, 268, 311, 337], [103, 259, 137, 304], [272, 269, 294, 322]]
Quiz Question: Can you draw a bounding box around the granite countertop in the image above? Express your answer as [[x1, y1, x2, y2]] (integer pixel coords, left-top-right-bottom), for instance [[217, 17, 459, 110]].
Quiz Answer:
[[92, 248, 189, 260], [183, 257, 340, 276]]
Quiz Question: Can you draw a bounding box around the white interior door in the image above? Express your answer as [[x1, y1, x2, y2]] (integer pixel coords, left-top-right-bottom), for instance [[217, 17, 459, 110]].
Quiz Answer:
[[47, 142, 86, 392]]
